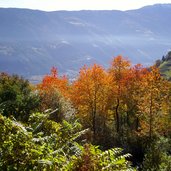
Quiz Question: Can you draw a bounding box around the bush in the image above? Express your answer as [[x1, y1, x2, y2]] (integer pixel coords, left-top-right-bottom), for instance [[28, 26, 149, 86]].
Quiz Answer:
[[142, 137, 171, 171], [0, 73, 40, 121]]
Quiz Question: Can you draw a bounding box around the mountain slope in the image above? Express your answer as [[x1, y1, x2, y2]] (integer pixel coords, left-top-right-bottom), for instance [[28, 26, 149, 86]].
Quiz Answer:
[[0, 4, 171, 80], [158, 51, 171, 80]]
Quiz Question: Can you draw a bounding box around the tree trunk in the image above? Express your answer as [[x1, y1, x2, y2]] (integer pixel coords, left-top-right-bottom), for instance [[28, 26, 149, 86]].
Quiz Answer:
[[149, 92, 153, 142], [115, 98, 120, 133]]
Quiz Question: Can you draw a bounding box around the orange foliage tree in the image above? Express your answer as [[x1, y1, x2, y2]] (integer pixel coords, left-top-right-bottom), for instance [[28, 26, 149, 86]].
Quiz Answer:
[[137, 65, 170, 140], [37, 67, 69, 114], [70, 64, 112, 141], [108, 56, 132, 134]]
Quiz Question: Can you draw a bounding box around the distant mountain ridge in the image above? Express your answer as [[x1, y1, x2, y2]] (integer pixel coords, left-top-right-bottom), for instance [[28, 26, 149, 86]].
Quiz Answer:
[[0, 4, 171, 81]]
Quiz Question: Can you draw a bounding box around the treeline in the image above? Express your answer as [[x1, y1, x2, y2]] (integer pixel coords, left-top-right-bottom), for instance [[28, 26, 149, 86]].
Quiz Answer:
[[1, 55, 171, 170]]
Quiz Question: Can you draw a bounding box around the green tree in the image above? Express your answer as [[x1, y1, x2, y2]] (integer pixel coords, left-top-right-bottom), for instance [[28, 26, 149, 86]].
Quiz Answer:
[[0, 73, 39, 121]]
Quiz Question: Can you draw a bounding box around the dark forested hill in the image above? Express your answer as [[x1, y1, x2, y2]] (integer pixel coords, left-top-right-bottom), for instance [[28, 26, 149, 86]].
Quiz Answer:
[[0, 4, 171, 81]]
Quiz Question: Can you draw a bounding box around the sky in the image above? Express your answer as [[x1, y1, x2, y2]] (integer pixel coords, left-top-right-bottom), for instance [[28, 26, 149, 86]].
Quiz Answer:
[[0, 0, 171, 11]]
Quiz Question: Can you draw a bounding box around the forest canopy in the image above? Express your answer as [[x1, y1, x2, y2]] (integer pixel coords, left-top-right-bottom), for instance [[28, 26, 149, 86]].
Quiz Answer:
[[1, 55, 171, 170]]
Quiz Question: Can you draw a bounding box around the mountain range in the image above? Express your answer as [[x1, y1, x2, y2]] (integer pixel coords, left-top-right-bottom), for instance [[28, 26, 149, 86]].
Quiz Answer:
[[0, 4, 171, 81]]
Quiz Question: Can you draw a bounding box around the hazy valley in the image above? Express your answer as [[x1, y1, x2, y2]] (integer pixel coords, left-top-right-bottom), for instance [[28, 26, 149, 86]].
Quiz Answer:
[[0, 4, 171, 80]]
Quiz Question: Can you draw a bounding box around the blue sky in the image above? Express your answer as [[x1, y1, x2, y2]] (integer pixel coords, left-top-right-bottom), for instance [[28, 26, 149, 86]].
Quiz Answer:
[[0, 0, 171, 11]]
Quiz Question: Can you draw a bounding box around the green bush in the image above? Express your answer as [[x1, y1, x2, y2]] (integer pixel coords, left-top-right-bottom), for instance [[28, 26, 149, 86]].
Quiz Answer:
[[0, 112, 135, 170], [142, 137, 171, 171], [0, 73, 40, 121]]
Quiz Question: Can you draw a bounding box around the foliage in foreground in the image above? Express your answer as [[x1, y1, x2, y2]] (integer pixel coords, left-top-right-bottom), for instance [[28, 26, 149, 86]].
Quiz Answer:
[[142, 137, 171, 171], [0, 113, 135, 170]]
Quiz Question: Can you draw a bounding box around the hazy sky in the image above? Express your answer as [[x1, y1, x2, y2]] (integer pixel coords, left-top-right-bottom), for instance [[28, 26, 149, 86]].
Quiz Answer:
[[0, 0, 171, 11]]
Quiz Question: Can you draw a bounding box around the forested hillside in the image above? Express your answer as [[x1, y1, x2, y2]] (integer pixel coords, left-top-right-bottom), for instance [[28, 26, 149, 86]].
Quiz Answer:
[[0, 4, 171, 80], [1, 56, 171, 170], [157, 51, 171, 80]]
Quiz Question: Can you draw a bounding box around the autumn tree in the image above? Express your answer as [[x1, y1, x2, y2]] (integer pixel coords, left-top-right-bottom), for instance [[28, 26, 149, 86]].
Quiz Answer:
[[108, 56, 131, 136], [70, 64, 112, 142], [137, 66, 170, 141], [122, 64, 148, 132], [37, 67, 70, 122]]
